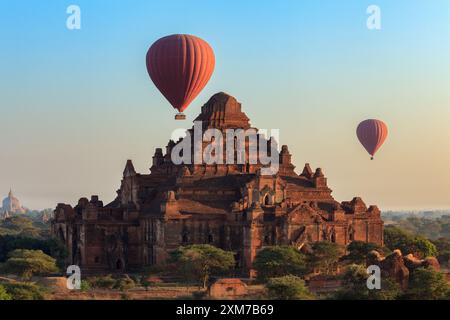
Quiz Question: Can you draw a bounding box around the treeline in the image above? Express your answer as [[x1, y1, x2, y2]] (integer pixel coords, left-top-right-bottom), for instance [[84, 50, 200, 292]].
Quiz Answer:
[[0, 235, 67, 268], [0, 214, 50, 239], [385, 215, 450, 239]]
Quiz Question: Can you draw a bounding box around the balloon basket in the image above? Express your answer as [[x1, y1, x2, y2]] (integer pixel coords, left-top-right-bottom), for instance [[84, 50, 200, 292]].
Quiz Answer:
[[175, 113, 186, 120], [371, 157, 374, 160]]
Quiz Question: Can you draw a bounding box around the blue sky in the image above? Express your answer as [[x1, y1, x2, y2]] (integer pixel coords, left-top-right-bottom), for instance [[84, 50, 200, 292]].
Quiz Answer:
[[0, 0, 449, 209]]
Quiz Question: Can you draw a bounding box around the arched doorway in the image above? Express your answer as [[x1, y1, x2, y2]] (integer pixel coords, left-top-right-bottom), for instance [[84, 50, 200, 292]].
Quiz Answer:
[[116, 259, 123, 270], [264, 194, 270, 206]]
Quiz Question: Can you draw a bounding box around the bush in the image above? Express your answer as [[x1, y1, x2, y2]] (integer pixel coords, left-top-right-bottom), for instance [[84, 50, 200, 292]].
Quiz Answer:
[[345, 241, 385, 264], [253, 246, 308, 282], [3, 282, 44, 300], [266, 275, 314, 300], [87, 275, 136, 291], [0, 235, 67, 268], [170, 244, 235, 288], [334, 264, 401, 300], [308, 242, 344, 275], [404, 267, 449, 300], [384, 226, 437, 258], [80, 280, 91, 292], [113, 276, 135, 291], [0, 285, 12, 300], [0, 249, 59, 279], [88, 275, 116, 289], [431, 238, 450, 268]]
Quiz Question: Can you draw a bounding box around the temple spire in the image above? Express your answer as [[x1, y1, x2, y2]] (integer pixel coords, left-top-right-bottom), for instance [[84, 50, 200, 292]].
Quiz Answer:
[[123, 160, 136, 177]]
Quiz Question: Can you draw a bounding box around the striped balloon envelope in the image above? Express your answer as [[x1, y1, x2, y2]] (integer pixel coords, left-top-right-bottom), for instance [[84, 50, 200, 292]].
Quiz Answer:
[[146, 34, 215, 120], [356, 119, 388, 160]]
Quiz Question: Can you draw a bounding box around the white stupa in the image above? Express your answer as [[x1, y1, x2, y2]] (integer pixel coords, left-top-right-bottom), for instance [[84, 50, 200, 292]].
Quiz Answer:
[[1, 189, 27, 217]]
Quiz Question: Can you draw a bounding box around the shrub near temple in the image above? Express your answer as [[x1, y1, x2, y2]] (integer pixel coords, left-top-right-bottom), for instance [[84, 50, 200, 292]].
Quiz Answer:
[[345, 241, 385, 264], [266, 275, 315, 300], [170, 244, 235, 288], [384, 226, 437, 258], [253, 246, 308, 281], [0, 235, 68, 268], [0, 249, 58, 279], [0, 285, 12, 300], [404, 267, 450, 300], [2, 282, 44, 300], [307, 242, 343, 275], [333, 264, 401, 300]]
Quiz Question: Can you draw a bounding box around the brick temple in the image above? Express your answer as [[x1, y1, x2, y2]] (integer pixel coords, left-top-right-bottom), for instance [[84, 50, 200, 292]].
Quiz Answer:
[[52, 92, 384, 275]]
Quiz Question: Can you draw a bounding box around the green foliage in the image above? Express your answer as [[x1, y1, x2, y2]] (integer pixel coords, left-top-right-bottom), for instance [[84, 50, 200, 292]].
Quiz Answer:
[[384, 226, 437, 258], [0, 215, 47, 238], [384, 215, 450, 240], [404, 267, 449, 300], [253, 246, 308, 281], [0, 285, 12, 300], [413, 236, 438, 258], [333, 264, 401, 300], [80, 280, 91, 292], [308, 242, 344, 275], [0, 249, 59, 279], [113, 276, 136, 291], [87, 275, 136, 291], [345, 241, 384, 264], [266, 275, 315, 300], [0, 235, 67, 268], [2, 282, 44, 300], [431, 238, 450, 268], [88, 275, 116, 289], [170, 244, 235, 288]]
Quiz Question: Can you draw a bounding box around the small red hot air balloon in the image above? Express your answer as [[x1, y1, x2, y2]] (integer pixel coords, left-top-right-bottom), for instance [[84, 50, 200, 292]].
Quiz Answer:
[[356, 119, 388, 160], [146, 34, 215, 120]]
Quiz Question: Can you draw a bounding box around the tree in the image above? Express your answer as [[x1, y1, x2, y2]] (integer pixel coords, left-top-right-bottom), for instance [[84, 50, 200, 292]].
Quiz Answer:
[[334, 264, 401, 300], [0, 249, 59, 279], [404, 267, 449, 300], [0, 285, 12, 300], [412, 236, 438, 258], [113, 276, 136, 291], [266, 275, 314, 300], [0, 235, 68, 268], [384, 226, 437, 258], [170, 244, 235, 288], [432, 238, 450, 268], [385, 215, 450, 239], [80, 280, 91, 292], [253, 246, 308, 281], [345, 241, 384, 264], [0, 216, 43, 238], [2, 282, 44, 300], [308, 242, 343, 275], [384, 226, 411, 251]]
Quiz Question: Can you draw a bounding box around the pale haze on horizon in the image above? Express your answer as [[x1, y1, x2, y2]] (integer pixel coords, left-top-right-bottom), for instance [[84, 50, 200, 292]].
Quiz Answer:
[[0, 0, 449, 211]]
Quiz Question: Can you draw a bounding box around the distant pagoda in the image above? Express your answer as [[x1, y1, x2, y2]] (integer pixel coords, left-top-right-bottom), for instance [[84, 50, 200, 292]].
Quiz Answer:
[[1, 189, 27, 218]]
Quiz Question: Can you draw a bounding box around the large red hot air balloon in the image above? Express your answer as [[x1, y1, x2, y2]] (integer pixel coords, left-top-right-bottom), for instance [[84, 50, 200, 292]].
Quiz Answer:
[[356, 119, 388, 160], [146, 34, 215, 120]]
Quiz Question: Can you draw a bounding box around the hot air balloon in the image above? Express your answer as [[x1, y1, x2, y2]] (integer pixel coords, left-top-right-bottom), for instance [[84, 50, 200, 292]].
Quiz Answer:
[[356, 119, 388, 160], [146, 34, 215, 120]]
